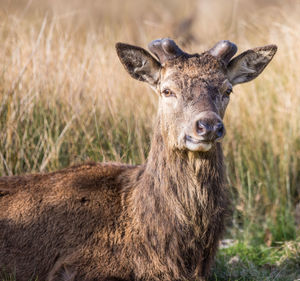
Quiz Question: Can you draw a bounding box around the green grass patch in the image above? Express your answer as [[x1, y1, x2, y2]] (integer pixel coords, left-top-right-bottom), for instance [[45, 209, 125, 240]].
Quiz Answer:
[[210, 240, 300, 281]]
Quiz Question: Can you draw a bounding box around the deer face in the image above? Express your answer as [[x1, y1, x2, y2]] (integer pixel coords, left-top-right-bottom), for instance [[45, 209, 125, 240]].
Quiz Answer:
[[116, 39, 276, 152]]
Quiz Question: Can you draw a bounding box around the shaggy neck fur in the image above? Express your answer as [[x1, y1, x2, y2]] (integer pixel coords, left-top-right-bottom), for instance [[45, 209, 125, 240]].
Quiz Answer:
[[129, 118, 228, 281]]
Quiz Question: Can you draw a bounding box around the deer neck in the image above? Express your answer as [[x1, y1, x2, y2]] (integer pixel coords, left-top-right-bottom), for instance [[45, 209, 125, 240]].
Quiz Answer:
[[145, 121, 225, 203], [132, 118, 227, 226], [129, 121, 227, 278]]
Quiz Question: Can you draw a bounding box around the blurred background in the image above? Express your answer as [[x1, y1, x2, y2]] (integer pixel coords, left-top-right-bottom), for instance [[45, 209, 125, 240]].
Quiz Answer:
[[0, 0, 300, 279]]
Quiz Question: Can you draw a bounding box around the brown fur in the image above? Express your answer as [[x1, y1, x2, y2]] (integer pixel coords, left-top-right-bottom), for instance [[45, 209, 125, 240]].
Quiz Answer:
[[0, 39, 276, 281]]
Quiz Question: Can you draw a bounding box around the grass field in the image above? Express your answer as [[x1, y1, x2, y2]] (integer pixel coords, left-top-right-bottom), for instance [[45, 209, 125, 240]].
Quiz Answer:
[[0, 0, 300, 280]]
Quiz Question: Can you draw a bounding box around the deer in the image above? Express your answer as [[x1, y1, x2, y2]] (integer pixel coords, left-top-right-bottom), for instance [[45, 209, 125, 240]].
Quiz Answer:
[[0, 38, 277, 281]]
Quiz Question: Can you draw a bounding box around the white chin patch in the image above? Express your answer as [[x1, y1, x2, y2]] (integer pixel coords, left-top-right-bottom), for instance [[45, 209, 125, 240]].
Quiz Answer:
[[185, 141, 212, 152]]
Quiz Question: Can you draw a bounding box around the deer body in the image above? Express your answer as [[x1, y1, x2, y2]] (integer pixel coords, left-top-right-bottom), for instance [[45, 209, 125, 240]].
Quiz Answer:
[[0, 39, 277, 281]]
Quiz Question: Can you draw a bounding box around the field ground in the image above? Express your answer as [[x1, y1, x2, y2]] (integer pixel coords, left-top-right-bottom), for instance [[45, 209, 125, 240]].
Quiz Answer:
[[0, 0, 300, 280]]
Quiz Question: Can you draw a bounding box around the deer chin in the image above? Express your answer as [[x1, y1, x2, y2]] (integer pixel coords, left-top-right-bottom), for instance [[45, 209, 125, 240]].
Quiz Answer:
[[184, 135, 213, 152]]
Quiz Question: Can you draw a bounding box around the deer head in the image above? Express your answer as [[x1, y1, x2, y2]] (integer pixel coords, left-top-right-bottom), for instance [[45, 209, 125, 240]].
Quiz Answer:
[[116, 38, 277, 152]]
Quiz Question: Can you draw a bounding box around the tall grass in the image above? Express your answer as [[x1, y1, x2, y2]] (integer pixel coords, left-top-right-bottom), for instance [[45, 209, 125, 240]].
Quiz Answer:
[[0, 0, 300, 246]]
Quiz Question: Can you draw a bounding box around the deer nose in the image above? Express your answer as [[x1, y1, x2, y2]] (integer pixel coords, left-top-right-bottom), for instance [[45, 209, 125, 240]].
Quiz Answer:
[[196, 120, 225, 141]]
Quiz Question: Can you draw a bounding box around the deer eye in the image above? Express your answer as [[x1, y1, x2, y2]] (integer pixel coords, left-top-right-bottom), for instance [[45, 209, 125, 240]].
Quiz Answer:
[[162, 89, 176, 97], [225, 87, 232, 96]]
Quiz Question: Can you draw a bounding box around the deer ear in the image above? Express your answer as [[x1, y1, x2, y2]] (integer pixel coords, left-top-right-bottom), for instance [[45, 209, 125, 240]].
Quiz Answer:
[[116, 43, 161, 87], [227, 45, 277, 85]]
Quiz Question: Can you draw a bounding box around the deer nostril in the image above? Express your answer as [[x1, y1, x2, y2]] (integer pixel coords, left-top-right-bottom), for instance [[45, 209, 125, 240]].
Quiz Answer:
[[196, 121, 207, 135], [215, 122, 224, 138], [196, 120, 224, 140]]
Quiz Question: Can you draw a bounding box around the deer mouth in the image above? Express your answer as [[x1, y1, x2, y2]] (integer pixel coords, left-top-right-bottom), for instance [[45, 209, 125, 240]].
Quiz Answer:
[[184, 135, 213, 152]]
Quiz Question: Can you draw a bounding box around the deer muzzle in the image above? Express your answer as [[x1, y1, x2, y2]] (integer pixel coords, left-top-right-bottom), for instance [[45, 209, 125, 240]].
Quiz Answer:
[[184, 111, 225, 152]]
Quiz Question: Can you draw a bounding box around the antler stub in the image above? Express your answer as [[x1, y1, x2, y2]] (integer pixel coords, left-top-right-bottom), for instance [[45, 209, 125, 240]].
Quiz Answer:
[[209, 40, 238, 65], [148, 38, 186, 64]]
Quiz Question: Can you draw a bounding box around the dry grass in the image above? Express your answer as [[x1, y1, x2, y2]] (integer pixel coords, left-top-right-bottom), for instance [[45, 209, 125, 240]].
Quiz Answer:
[[0, 0, 299, 246]]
